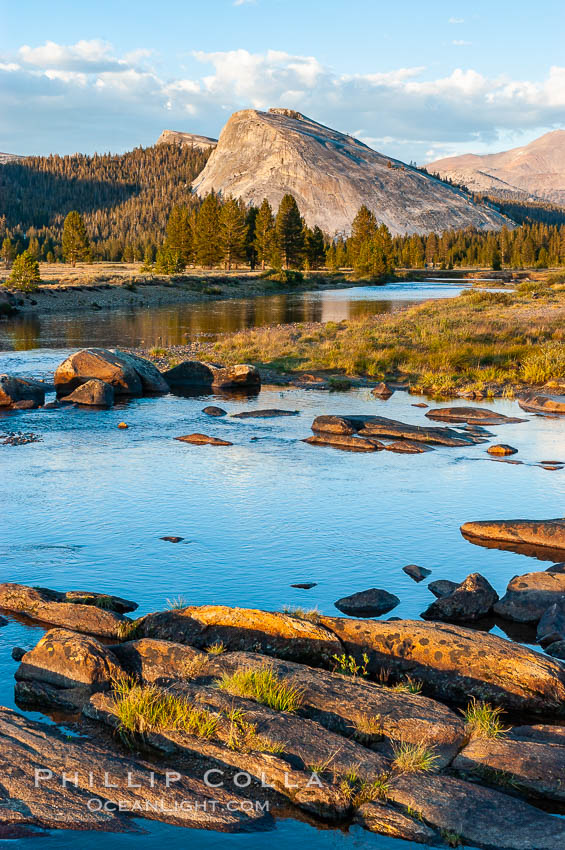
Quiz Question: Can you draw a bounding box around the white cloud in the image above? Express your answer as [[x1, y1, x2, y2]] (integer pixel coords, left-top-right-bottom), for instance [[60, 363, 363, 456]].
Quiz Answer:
[[2, 41, 565, 161], [449, 17, 465, 24], [452, 40, 472, 46], [234, 0, 256, 5]]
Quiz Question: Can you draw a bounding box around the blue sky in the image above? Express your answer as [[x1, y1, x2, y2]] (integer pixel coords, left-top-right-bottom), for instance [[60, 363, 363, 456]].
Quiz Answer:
[[2, 0, 565, 161]]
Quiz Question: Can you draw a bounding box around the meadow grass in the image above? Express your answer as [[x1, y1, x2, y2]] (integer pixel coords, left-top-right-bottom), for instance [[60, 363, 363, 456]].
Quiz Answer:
[[181, 287, 565, 394], [216, 666, 304, 713]]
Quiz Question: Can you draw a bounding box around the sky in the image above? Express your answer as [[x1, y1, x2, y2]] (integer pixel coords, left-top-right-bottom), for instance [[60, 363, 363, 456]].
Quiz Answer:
[[1, 0, 565, 163]]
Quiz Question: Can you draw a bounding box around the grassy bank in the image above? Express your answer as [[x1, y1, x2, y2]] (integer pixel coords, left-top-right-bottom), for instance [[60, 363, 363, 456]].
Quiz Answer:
[[165, 281, 565, 396]]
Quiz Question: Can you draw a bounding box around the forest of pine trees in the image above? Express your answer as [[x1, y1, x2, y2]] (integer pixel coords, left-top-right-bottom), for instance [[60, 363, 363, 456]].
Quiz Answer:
[[2, 143, 565, 275]]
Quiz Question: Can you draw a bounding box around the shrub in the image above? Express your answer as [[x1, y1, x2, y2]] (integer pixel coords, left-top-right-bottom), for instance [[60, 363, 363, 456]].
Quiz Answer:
[[331, 653, 369, 678], [216, 666, 303, 713]]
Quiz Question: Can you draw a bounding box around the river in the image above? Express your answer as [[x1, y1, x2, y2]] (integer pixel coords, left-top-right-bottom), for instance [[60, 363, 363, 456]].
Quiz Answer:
[[0, 280, 560, 850]]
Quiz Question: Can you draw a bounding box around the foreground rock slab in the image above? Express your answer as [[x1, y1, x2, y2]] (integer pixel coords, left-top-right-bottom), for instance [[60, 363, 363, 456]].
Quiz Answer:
[[494, 570, 565, 623], [421, 573, 498, 622], [0, 705, 263, 833], [353, 801, 435, 843], [303, 434, 381, 452], [138, 605, 342, 666], [232, 409, 299, 419], [388, 772, 565, 850], [317, 615, 565, 713], [0, 583, 131, 639], [461, 518, 565, 554], [453, 731, 565, 803], [311, 414, 476, 446]]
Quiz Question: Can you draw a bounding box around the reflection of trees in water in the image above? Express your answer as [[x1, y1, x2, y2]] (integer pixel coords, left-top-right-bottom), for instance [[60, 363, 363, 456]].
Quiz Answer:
[[0, 292, 406, 350]]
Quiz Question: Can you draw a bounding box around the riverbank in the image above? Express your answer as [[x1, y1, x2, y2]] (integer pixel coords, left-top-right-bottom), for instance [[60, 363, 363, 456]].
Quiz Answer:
[[142, 281, 565, 397]]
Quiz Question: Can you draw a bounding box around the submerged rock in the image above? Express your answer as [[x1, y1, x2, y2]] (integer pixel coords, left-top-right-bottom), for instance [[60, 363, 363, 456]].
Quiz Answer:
[[519, 393, 565, 415], [461, 518, 565, 554], [61, 379, 114, 408], [0, 375, 46, 409], [0, 583, 131, 639], [160, 536, 184, 543], [403, 564, 431, 582], [426, 406, 526, 425], [291, 582, 317, 589], [175, 433, 233, 446], [232, 409, 299, 418], [357, 417, 475, 446], [494, 570, 565, 623], [384, 439, 434, 453], [421, 573, 499, 622], [334, 588, 400, 617], [202, 406, 227, 416], [164, 361, 260, 390]]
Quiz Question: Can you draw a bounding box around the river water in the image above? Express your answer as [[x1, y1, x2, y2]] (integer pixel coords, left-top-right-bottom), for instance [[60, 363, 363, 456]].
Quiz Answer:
[[0, 280, 562, 849]]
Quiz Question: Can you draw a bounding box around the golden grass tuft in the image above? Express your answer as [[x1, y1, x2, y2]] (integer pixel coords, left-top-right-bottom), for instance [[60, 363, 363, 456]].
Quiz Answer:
[[216, 666, 304, 713]]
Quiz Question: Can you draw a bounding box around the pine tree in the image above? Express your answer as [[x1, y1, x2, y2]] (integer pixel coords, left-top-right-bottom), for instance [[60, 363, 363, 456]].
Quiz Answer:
[[194, 193, 222, 268], [275, 194, 303, 269], [154, 245, 185, 275], [62, 210, 90, 266], [218, 197, 248, 270], [6, 250, 40, 291], [245, 205, 258, 270], [166, 206, 192, 262], [350, 206, 377, 273], [1, 236, 15, 268], [305, 225, 325, 269], [254, 199, 275, 270]]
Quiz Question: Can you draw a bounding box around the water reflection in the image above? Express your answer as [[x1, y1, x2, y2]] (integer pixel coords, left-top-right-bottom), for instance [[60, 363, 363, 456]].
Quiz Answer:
[[0, 282, 468, 351]]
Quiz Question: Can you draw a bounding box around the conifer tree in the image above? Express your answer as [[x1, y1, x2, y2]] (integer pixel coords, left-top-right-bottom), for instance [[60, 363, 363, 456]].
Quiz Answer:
[[166, 206, 192, 262], [275, 194, 303, 269], [218, 197, 248, 270], [254, 199, 275, 270], [155, 245, 185, 275], [304, 225, 325, 269], [62, 210, 90, 266], [194, 193, 222, 268], [6, 250, 40, 291], [1, 236, 15, 268], [245, 205, 258, 270]]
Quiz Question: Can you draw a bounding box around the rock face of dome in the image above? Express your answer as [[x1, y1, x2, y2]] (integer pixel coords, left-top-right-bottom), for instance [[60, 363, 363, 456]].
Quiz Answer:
[[192, 108, 510, 236], [156, 130, 217, 151]]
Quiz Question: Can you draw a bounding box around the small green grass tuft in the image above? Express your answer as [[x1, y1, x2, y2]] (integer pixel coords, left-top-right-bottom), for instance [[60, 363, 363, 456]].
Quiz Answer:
[[166, 595, 189, 610], [352, 713, 384, 744], [331, 653, 369, 678], [391, 741, 439, 773], [282, 605, 321, 623], [463, 698, 509, 739], [206, 641, 226, 655], [440, 829, 463, 847], [391, 676, 423, 695], [216, 666, 304, 713], [338, 771, 391, 807], [225, 708, 285, 755], [116, 618, 143, 642], [113, 679, 219, 738]]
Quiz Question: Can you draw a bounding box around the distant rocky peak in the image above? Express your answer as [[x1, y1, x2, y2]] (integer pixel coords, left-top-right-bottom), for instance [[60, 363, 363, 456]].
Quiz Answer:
[[268, 108, 306, 121]]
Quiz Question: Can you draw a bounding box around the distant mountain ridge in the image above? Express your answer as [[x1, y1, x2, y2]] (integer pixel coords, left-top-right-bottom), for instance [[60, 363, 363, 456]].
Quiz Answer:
[[192, 108, 510, 235], [427, 131, 565, 204], [156, 130, 217, 151], [0, 152, 22, 164]]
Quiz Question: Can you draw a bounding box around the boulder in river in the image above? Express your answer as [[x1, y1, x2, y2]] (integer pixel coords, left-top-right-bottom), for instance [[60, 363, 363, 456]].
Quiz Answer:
[[487, 444, 518, 456], [461, 518, 565, 554], [54, 348, 143, 396], [494, 570, 565, 623], [202, 405, 227, 416], [164, 360, 260, 390], [402, 564, 431, 582], [61, 379, 114, 408], [384, 440, 434, 453], [545, 640, 565, 660], [110, 349, 169, 394], [426, 406, 526, 425], [0, 375, 46, 409], [537, 602, 565, 646], [0, 583, 132, 639], [421, 572, 498, 622], [311, 414, 356, 434], [357, 417, 475, 446], [303, 434, 382, 452], [175, 433, 233, 446], [316, 615, 565, 713], [334, 588, 400, 617], [232, 409, 299, 418], [371, 382, 394, 399], [428, 579, 459, 598], [519, 393, 565, 415]]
